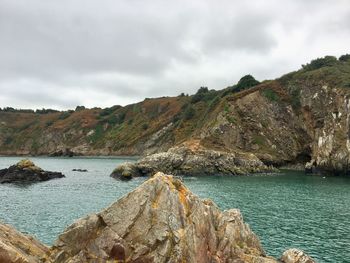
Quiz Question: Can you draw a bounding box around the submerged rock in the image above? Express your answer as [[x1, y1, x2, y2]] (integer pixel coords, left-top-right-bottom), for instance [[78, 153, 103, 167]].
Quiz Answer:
[[72, 168, 88, 172], [281, 249, 316, 263], [51, 172, 278, 262], [0, 223, 49, 263], [0, 159, 65, 184], [112, 143, 276, 180]]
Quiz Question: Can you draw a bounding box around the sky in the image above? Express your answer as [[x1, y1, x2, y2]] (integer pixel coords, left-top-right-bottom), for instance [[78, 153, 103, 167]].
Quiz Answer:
[[0, 0, 349, 110]]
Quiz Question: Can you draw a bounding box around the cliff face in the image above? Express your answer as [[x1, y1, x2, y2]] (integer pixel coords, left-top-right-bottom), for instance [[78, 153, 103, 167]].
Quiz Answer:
[[0, 173, 315, 262], [1, 57, 350, 174]]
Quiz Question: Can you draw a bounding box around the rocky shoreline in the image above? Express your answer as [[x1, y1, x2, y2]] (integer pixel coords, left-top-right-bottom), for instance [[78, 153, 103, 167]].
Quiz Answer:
[[111, 143, 277, 180], [0, 172, 315, 263]]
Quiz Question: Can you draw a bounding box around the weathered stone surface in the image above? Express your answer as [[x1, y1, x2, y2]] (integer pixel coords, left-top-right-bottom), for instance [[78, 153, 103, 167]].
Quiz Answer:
[[281, 249, 316, 263], [112, 142, 275, 179], [51, 172, 278, 263], [0, 223, 49, 263], [0, 172, 315, 263], [0, 159, 65, 184]]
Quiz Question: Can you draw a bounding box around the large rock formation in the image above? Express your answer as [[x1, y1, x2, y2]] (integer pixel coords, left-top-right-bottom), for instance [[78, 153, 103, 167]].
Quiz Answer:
[[51, 172, 277, 262], [0, 159, 65, 184], [0, 172, 315, 262], [0, 223, 49, 263], [111, 141, 275, 179]]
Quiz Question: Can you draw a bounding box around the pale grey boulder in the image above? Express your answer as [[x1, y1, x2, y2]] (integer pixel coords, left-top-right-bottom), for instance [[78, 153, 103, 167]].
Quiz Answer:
[[112, 143, 275, 180], [281, 249, 316, 263]]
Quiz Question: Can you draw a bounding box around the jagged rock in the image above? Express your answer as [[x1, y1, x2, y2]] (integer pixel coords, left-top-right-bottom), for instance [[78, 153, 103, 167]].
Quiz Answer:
[[0, 172, 314, 263], [112, 143, 275, 179], [281, 249, 316, 263], [0, 223, 49, 263], [0, 159, 65, 183], [51, 172, 278, 262]]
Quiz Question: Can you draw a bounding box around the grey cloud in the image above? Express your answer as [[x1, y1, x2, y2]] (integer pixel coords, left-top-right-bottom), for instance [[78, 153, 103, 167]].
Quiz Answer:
[[0, 0, 349, 109], [202, 14, 276, 54]]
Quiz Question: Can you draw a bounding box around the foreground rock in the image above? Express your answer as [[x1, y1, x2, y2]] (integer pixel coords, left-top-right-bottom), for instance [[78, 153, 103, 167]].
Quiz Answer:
[[0, 223, 49, 263], [51, 172, 278, 262], [112, 142, 275, 180], [0, 172, 314, 262], [0, 159, 65, 184]]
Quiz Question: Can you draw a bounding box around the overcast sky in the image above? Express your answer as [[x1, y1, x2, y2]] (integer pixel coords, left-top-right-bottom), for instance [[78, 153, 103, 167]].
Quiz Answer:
[[0, 0, 349, 110]]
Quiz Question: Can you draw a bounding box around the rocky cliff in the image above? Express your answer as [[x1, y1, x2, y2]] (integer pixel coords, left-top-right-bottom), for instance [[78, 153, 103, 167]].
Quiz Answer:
[[0, 172, 315, 262], [1, 55, 350, 174]]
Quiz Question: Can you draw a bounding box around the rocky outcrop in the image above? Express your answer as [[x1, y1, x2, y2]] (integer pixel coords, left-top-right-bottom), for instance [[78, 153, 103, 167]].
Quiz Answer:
[[0, 172, 314, 262], [51, 172, 278, 262], [110, 162, 137, 180], [0, 159, 65, 183], [112, 142, 275, 179], [0, 223, 49, 263], [281, 249, 316, 263]]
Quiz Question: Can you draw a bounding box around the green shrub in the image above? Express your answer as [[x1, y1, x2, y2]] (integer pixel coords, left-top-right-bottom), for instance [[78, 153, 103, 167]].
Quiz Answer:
[[35, 108, 59, 114], [90, 124, 104, 143], [191, 87, 209, 103], [99, 105, 121, 117], [58, 112, 71, 120], [208, 96, 220, 110], [46, 120, 54, 127], [224, 103, 230, 113], [302, 56, 338, 71], [290, 88, 301, 109], [142, 123, 149, 130], [262, 89, 279, 102], [183, 105, 195, 120], [226, 115, 236, 124], [339, 54, 350, 62], [75, 106, 85, 111], [234, 75, 260, 92], [4, 137, 13, 145]]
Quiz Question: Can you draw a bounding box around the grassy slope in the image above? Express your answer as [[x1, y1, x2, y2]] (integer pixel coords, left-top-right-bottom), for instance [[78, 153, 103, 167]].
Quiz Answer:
[[0, 56, 349, 156]]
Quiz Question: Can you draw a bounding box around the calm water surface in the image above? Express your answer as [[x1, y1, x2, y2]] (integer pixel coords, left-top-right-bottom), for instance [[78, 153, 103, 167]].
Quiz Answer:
[[0, 157, 349, 262]]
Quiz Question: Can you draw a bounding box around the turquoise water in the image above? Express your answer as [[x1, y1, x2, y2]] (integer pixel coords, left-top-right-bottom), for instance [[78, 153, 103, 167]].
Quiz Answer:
[[0, 157, 349, 262]]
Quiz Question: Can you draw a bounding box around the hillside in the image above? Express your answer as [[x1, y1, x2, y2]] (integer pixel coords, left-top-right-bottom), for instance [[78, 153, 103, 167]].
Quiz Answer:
[[1, 55, 350, 174]]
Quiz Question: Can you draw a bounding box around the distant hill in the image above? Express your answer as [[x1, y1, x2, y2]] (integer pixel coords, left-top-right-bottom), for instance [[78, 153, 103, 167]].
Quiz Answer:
[[1, 54, 350, 173]]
